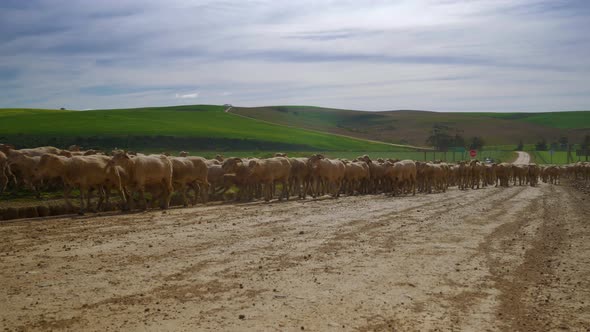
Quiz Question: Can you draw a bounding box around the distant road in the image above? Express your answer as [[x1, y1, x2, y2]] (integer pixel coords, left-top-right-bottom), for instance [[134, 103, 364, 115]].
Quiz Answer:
[[514, 151, 531, 164]]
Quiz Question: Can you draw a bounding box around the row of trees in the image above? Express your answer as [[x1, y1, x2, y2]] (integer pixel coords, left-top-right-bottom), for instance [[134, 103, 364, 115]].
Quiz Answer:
[[534, 134, 590, 151], [427, 124, 590, 154], [426, 124, 485, 151]]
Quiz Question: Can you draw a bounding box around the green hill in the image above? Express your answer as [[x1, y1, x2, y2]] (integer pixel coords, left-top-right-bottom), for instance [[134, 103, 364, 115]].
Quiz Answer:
[[230, 106, 590, 146], [471, 111, 590, 129], [0, 105, 409, 152]]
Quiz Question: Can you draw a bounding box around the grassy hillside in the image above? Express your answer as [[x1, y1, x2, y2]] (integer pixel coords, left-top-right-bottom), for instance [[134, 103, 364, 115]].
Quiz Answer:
[[478, 111, 590, 129], [231, 106, 590, 146], [0, 105, 409, 152]]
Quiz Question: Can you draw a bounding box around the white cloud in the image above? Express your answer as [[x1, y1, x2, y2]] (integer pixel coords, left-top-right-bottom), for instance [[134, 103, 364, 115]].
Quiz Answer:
[[175, 92, 199, 99]]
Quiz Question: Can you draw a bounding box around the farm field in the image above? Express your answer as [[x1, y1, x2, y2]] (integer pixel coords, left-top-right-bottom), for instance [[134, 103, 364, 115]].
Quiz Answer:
[[480, 111, 590, 129], [1, 181, 589, 331], [0, 106, 408, 152], [230, 106, 590, 146]]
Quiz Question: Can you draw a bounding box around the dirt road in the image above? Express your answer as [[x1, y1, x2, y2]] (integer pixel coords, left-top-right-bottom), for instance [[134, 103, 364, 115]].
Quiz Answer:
[[514, 151, 531, 164], [1, 183, 589, 331]]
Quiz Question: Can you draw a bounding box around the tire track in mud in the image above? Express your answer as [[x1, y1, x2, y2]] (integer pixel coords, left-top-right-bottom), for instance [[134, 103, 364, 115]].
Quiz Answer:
[[348, 186, 532, 331], [316, 185, 527, 256], [434, 184, 545, 331], [479, 183, 590, 331]]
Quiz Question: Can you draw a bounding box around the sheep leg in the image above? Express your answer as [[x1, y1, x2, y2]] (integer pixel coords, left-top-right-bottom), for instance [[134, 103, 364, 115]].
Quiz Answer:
[[264, 182, 271, 202], [200, 181, 210, 203], [63, 186, 73, 209], [138, 187, 148, 211], [180, 184, 189, 207], [283, 180, 289, 200], [162, 181, 172, 209], [0, 172, 6, 195], [334, 180, 342, 198], [86, 188, 95, 212], [78, 188, 86, 215]]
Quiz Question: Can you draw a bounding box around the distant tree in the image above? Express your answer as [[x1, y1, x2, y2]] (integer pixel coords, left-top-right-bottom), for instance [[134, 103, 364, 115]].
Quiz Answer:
[[452, 133, 466, 148], [558, 135, 568, 150], [535, 138, 548, 151], [426, 124, 453, 151], [581, 134, 590, 150], [550, 141, 559, 151], [469, 136, 485, 150], [516, 139, 524, 151]]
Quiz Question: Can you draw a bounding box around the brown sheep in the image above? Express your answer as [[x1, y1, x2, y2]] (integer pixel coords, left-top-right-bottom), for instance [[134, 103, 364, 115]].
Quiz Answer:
[[357, 155, 387, 193], [109, 151, 173, 210], [34, 154, 127, 214], [307, 154, 345, 198], [170, 156, 210, 206], [287, 157, 311, 199], [512, 164, 528, 186], [527, 163, 540, 186], [221, 158, 259, 201], [1, 148, 43, 197], [544, 165, 561, 184], [248, 157, 291, 202], [385, 160, 416, 196], [343, 161, 370, 195], [0, 151, 16, 194], [494, 163, 512, 187], [206, 163, 226, 198], [469, 160, 485, 189]]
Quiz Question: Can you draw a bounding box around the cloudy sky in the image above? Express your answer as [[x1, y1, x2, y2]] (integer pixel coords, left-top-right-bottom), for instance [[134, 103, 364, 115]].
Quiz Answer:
[[1, 0, 589, 112]]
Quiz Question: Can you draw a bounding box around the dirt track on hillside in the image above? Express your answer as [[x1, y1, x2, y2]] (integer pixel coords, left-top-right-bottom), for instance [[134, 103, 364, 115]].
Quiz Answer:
[[1, 182, 589, 331]]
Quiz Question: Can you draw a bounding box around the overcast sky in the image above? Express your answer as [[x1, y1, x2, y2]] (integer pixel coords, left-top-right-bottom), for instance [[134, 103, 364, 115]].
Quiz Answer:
[[1, 0, 589, 112]]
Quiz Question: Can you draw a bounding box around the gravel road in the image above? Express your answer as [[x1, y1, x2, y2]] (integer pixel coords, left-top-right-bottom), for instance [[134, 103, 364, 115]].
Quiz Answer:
[[1, 182, 588, 331]]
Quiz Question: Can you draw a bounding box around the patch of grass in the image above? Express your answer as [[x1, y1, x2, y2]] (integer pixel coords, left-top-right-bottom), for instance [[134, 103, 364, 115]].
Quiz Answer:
[[530, 151, 575, 164]]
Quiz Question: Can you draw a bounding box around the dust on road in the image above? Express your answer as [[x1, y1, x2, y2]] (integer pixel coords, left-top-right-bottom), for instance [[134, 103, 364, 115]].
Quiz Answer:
[[1, 182, 589, 331]]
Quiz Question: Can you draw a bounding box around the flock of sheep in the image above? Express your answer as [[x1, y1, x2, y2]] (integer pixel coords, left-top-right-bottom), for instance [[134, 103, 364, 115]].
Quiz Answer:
[[1, 144, 589, 217]]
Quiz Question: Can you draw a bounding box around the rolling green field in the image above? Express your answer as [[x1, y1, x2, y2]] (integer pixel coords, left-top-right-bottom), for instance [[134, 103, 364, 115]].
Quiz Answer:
[[479, 111, 590, 129], [2, 104, 587, 157], [0, 105, 411, 152], [232, 106, 590, 146]]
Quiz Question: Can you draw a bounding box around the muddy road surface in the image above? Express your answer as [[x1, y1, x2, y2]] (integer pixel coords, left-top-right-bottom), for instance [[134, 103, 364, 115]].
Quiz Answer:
[[1, 183, 589, 331]]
